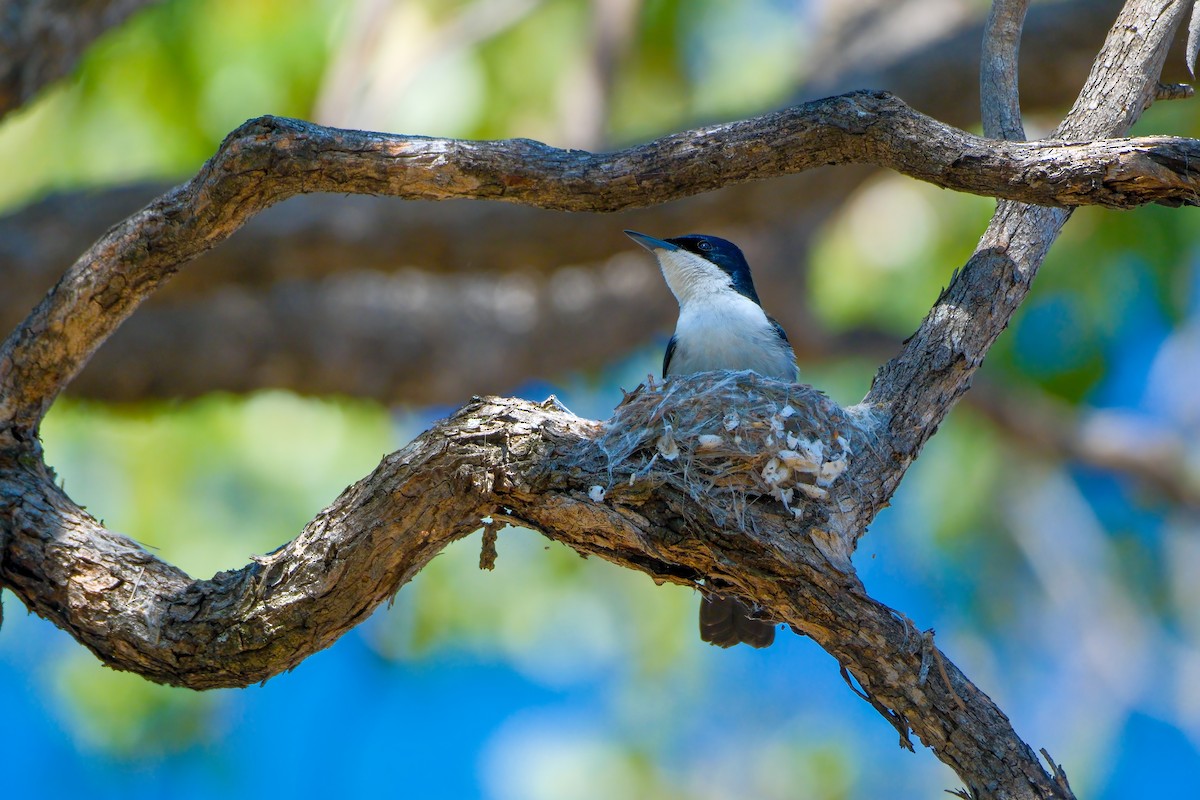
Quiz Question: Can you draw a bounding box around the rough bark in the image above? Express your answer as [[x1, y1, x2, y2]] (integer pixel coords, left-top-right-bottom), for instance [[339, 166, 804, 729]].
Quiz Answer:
[[0, 375, 1058, 797], [0, 1, 1192, 798], [0, 0, 1121, 327], [859, 0, 1187, 527], [980, 0, 1030, 141]]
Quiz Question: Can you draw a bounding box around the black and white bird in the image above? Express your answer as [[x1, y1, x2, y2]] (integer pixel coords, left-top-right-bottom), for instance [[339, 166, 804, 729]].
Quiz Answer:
[[625, 229, 798, 649]]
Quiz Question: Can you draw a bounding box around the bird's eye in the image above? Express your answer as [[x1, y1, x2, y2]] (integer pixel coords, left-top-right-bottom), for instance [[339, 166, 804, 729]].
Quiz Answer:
[[696, 241, 713, 252]]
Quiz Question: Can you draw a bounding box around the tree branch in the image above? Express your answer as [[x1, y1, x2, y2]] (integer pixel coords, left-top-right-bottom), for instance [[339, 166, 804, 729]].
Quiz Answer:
[[6, 89, 1200, 440], [0, 0, 1130, 419], [55, 278, 1200, 514], [0, 374, 1057, 797], [0, 2, 1194, 798], [858, 0, 1189, 534], [0, 0, 1125, 311], [980, 0, 1030, 141]]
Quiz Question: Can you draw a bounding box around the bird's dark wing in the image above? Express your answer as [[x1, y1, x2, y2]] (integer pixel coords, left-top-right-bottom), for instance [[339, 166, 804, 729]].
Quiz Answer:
[[767, 315, 790, 345], [662, 334, 678, 378]]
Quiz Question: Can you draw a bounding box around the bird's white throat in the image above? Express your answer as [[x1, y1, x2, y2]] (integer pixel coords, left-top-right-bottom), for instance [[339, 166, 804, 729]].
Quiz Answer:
[[655, 248, 736, 306]]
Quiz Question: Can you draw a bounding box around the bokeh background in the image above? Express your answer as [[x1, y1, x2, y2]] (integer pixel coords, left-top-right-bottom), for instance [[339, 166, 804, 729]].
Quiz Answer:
[[3, 0, 1200, 797]]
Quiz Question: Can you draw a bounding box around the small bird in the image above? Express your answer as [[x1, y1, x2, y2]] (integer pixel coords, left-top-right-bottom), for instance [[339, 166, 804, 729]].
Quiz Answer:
[[625, 229, 798, 649]]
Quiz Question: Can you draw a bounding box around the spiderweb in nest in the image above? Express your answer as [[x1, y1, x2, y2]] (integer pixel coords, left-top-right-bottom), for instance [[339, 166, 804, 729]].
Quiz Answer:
[[596, 371, 877, 535]]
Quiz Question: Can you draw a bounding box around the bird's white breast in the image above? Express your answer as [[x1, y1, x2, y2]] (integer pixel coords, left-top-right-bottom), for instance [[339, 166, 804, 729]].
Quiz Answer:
[[669, 292, 797, 381]]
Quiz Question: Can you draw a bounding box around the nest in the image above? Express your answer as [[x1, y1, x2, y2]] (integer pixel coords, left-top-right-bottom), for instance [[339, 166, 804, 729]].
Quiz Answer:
[[596, 371, 877, 532]]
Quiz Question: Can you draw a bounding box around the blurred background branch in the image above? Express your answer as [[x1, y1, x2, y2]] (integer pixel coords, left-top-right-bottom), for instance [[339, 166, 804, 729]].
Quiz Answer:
[[0, 0, 1128, 392], [313, 0, 546, 129], [0, 0, 161, 120]]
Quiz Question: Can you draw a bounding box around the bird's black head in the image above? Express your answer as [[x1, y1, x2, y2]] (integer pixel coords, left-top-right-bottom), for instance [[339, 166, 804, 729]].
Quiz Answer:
[[664, 234, 761, 305]]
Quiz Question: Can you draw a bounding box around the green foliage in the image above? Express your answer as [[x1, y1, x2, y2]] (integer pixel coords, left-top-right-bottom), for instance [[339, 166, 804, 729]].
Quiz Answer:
[[903, 411, 1004, 550], [0, 0, 817, 211], [42, 392, 392, 578], [363, 513, 698, 682], [0, 0, 337, 210], [34, 393, 386, 755], [809, 175, 996, 334], [37, 384, 710, 750], [475, 2, 591, 139]]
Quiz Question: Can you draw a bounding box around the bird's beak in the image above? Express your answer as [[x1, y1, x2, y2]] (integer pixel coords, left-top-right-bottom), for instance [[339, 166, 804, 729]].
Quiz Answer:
[[624, 230, 679, 252]]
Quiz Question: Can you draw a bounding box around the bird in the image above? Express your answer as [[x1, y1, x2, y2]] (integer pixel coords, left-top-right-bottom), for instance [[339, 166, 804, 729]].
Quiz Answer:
[[624, 229, 798, 649]]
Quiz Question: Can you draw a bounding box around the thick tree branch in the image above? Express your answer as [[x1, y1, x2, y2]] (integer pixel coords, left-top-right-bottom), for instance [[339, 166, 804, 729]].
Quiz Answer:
[[0, 2, 1193, 798], [820, 4, 1189, 795], [0, 0, 160, 121], [55, 279, 1200, 514], [0, 0, 1129, 422], [0, 374, 1049, 796], [0, 0, 1124, 312]]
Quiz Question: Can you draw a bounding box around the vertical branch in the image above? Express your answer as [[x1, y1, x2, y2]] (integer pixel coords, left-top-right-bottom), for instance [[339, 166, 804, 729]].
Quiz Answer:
[[1054, 0, 1186, 141], [858, 0, 1189, 784], [980, 0, 1031, 140], [858, 0, 1189, 522]]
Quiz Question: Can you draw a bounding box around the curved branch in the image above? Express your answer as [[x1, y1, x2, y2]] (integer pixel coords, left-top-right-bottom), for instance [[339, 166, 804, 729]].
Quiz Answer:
[[0, 0, 1124, 320], [0, 0, 1137, 425], [6, 89, 1200, 439], [0, 373, 1054, 796], [52, 279, 1200, 514]]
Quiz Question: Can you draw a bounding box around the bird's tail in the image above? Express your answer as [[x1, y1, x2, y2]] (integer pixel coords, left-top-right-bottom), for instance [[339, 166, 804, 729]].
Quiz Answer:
[[699, 596, 775, 648]]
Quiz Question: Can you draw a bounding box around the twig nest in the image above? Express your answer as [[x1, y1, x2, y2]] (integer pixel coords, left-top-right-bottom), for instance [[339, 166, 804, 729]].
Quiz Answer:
[[598, 371, 876, 530]]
